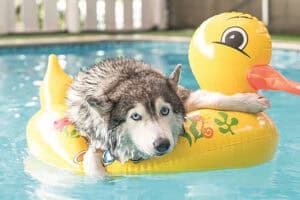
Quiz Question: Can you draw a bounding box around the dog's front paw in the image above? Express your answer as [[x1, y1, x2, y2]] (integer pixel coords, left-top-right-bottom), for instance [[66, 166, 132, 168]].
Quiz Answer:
[[234, 93, 270, 113], [83, 148, 107, 178]]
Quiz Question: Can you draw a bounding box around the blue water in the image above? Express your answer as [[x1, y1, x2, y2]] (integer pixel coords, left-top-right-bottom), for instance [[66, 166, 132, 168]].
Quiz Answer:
[[0, 41, 299, 199]]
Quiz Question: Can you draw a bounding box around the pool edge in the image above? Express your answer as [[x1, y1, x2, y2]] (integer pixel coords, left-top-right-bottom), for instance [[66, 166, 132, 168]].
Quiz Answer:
[[0, 34, 300, 51]]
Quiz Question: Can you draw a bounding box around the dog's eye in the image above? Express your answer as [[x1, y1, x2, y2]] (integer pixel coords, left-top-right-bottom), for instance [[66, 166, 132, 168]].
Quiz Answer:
[[160, 106, 170, 116], [130, 113, 142, 121]]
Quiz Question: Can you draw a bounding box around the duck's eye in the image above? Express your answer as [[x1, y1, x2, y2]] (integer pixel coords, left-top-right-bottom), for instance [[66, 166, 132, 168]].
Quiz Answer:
[[160, 106, 170, 116], [130, 113, 142, 121], [221, 27, 248, 50]]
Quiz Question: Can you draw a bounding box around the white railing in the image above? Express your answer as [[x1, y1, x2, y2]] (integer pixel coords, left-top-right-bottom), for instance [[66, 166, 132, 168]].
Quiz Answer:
[[0, 0, 168, 34]]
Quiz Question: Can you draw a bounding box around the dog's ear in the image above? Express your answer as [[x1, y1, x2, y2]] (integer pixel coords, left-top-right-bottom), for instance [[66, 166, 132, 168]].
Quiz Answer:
[[168, 64, 182, 85], [87, 95, 113, 113]]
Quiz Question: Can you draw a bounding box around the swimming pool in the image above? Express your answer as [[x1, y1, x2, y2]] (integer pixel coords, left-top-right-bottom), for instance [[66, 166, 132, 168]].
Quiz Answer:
[[0, 41, 299, 199]]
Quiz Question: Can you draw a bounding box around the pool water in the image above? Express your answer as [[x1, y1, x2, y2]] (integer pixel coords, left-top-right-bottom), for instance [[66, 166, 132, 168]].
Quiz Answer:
[[0, 41, 299, 199]]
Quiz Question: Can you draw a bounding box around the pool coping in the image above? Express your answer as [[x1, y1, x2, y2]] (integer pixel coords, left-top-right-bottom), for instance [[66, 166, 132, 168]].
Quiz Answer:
[[0, 34, 300, 50]]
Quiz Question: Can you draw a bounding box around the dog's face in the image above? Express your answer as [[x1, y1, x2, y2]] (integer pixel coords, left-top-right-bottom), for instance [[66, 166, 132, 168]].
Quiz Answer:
[[87, 65, 185, 163], [110, 96, 184, 163], [127, 98, 179, 157]]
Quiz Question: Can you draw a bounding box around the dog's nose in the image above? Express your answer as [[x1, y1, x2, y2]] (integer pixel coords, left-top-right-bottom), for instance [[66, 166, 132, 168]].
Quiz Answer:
[[153, 138, 170, 154]]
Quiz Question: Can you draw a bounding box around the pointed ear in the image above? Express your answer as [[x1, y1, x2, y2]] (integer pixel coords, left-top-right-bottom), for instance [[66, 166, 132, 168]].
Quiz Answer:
[[169, 64, 182, 84], [87, 95, 113, 113]]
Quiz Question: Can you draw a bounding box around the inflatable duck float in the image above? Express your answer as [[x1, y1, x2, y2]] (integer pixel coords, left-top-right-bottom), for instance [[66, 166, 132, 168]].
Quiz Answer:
[[27, 12, 300, 176]]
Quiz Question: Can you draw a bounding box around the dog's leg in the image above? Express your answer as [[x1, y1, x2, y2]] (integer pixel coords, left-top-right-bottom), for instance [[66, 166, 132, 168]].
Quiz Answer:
[[83, 145, 106, 177], [184, 90, 270, 113]]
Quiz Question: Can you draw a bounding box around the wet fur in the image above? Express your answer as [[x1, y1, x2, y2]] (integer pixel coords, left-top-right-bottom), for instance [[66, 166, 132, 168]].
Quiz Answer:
[[66, 58, 186, 163]]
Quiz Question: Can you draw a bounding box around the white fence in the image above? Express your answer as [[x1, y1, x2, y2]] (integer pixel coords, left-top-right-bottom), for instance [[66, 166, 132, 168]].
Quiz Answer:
[[0, 0, 168, 34]]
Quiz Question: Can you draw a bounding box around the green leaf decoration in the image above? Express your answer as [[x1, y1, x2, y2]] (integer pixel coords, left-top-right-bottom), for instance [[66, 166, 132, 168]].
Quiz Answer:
[[214, 118, 225, 126], [70, 130, 78, 138], [62, 127, 81, 138], [190, 121, 201, 142], [228, 128, 235, 135], [219, 127, 229, 134], [230, 117, 239, 126], [181, 132, 192, 146], [215, 112, 239, 135], [194, 133, 203, 142], [64, 126, 69, 136], [218, 112, 228, 122], [70, 130, 76, 136]]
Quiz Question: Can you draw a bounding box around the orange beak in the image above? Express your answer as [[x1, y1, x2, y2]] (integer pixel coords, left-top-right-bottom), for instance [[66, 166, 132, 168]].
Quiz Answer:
[[247, 65, 300, 95]]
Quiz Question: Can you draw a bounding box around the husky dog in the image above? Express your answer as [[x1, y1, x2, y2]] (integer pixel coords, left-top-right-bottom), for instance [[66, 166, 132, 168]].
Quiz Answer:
[[66, 58, 269, 177]]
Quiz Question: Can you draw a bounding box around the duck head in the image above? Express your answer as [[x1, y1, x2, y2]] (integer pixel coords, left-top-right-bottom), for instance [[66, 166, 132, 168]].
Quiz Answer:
[[189, 12, 300, 95]]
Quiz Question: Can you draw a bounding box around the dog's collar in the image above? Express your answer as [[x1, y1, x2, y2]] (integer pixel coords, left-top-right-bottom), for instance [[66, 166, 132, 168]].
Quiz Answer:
[[103, 150, 115, 166]]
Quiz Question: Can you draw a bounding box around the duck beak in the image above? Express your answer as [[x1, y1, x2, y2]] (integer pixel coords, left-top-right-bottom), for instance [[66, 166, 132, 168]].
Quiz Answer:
[[247, 65, 300, 95]]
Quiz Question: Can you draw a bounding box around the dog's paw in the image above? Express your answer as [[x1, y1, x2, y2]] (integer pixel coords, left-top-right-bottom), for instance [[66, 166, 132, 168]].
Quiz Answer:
[[83, 148, 107, 178], [234, 93, 270, 113]]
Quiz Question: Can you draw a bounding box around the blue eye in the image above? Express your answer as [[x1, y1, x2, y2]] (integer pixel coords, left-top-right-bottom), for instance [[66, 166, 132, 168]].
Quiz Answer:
[[160, 107, 170, 116], [131, 113, 142, 121]]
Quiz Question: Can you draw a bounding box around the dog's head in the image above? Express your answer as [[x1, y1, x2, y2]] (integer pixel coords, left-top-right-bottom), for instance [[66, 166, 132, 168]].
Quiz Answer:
[[87, 65, 185, 163]]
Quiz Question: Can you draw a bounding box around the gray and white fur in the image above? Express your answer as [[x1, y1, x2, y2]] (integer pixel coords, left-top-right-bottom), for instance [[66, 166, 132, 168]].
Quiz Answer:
[[66, 58, 269, 177]]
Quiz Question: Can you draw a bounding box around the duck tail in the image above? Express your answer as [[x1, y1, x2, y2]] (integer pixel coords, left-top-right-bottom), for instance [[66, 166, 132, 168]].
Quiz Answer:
[[39, 54, 73, 110]]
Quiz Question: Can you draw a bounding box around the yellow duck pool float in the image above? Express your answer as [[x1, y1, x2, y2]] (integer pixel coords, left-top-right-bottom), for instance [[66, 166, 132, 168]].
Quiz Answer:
[[27, 12, 300, 176]]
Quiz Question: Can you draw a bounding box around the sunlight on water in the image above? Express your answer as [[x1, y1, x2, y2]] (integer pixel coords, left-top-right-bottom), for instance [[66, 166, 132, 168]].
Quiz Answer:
[[0, 42, 299, 199]]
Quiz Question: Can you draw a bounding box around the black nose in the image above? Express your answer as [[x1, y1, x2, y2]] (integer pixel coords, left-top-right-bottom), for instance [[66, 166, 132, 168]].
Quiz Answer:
[[153, 138, 170, 154]]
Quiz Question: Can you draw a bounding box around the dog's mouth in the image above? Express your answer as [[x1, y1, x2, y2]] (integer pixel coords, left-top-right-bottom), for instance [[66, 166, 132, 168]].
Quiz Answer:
[[155, 152, 167, 157], [130, 152, 167, 163], [130, 157, 144, 163]]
